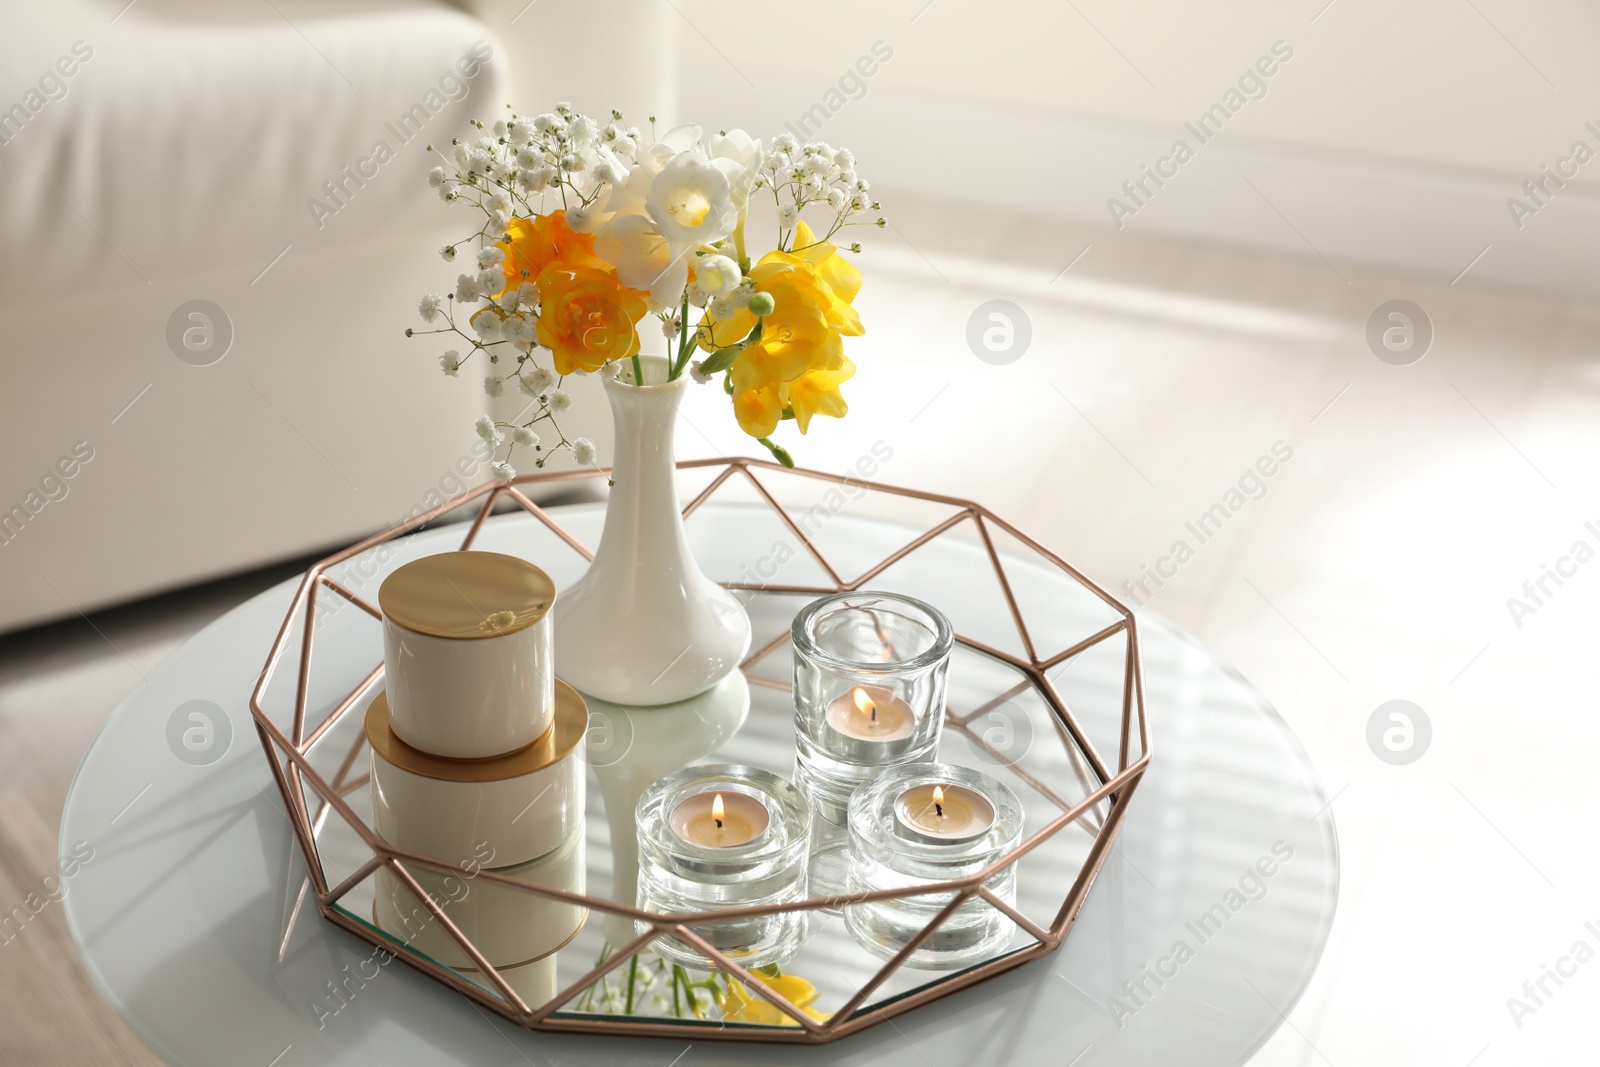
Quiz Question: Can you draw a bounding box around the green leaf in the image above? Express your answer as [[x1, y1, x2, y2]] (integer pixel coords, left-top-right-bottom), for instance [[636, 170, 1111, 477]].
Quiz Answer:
[[700, 346, 742, 375]]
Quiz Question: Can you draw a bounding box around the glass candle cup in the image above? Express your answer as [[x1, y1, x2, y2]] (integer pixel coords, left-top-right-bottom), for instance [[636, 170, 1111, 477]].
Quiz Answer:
[[844, 763, 1024, 970], [635, 765, 812, 970], [791, 592, 953, 820]]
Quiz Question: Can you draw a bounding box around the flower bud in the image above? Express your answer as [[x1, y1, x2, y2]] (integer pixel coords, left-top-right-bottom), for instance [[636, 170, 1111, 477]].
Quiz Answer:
[[747, 292, 777, 317]]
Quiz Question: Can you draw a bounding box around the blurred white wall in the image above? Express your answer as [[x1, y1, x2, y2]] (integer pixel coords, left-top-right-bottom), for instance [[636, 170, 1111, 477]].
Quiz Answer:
[[680, 0, 1600, 295]]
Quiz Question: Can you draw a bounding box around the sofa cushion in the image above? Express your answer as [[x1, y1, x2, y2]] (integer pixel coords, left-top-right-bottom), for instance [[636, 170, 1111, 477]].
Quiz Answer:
[[0, 0, 507, 300]]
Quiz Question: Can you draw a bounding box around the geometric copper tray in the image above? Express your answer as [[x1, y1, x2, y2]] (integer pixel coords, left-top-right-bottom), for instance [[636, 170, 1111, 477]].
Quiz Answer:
[[249, 457, 1151, 1043]]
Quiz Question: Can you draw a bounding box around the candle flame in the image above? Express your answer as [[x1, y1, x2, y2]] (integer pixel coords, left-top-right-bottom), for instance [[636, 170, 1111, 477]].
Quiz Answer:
[[933, 785, 945, 820], [712, 792, 725, 830], [852, 687, 878, 724]]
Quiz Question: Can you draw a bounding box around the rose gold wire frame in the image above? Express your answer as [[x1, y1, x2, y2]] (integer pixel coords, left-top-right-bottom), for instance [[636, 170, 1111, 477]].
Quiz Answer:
[[250, 457, 1152, 1044]]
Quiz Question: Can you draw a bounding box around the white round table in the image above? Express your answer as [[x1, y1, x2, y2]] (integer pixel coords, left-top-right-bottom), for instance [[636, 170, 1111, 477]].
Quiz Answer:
[[62, 502, 1337, 1066]]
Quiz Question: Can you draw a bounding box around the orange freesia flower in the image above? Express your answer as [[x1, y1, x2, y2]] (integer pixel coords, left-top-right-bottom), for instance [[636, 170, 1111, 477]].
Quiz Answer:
[[534, 264, 649, 375], [498, 210, 606, 295]]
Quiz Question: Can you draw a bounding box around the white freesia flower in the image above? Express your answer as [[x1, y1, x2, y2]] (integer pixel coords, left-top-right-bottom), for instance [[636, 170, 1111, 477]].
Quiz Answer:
[[646, 152, 736, 247], [474, 414, 503, 445], [708, 128, 763, 224], [418, 294, 443, 322], [512, 426, 540, 447], [572, 437, 597, 465], [695, 253, 742, 297], [595, 145, 738, 307], [595, 213, 685, 307]]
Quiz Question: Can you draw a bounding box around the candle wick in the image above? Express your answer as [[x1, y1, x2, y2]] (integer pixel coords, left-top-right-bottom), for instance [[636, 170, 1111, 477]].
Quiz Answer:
[[870, 704, 877, 724], [714, 817, 723, 830], [934, 801, 945, 819]]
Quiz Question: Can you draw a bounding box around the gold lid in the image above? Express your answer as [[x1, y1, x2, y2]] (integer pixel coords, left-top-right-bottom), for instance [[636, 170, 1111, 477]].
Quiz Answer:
[[366, 680, 586, 782], [378, 551, 555, 640]]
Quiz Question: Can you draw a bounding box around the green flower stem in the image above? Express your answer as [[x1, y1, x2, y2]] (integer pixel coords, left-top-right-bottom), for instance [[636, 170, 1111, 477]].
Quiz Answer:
[[758, 436, 795, 468], [670, 291, 693, 381], [630, 353, 644, 388]]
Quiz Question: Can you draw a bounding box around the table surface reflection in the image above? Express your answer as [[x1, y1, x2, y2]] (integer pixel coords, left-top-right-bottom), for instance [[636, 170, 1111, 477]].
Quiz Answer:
[[61, 501, 1338, 1066]]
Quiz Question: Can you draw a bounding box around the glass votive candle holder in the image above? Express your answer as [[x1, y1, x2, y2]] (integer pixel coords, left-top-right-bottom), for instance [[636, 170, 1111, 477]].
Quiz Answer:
[[791, 591, 954, 820], [635, 764, 812, 970], [844, 763, 1024, 970]]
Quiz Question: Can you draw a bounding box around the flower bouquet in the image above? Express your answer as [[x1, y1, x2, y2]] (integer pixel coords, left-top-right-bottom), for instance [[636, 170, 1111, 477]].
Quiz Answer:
[[411, 103, 884, 474], [407, 103, 885, 706]]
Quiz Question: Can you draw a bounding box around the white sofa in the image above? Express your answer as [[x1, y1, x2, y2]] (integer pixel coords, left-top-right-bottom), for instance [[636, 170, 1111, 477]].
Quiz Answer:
[[0, 0, 672, 633]]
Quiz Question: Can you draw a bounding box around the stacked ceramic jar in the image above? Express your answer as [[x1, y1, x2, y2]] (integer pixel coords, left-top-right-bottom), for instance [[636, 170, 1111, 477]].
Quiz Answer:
[[368, 551, 587, 1005]]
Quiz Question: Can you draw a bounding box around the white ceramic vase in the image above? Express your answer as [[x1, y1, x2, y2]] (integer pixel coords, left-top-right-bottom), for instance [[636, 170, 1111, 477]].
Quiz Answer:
[[554, 356, 752, 706]]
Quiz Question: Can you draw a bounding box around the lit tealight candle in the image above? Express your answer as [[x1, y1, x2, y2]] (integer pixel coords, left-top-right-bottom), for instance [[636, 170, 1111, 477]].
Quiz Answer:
[[893, 783, 995, 845], [824, 685, 917, 761], [669, 790, 771, 849]]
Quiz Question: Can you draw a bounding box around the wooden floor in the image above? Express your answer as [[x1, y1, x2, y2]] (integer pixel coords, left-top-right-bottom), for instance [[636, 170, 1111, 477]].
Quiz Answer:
[[3, 201, 1597, 1064]]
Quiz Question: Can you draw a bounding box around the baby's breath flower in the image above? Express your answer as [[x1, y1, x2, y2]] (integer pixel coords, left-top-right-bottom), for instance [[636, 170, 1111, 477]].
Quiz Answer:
[[427, 166, 446, 188], [520, 366, 555, 396], [440, 244, 457, 262], [572, 437, 597, 465], [484, 376, 505, 398], [689, 360, 711, 384], [512, 426, 540, 447], [474, 414, 503, 444], [549, 389, 573, 413], [418, 293, 443, 322], [490, 460, 516, 481], [471, 310, 502, 341], [439, 350, 461, 376]]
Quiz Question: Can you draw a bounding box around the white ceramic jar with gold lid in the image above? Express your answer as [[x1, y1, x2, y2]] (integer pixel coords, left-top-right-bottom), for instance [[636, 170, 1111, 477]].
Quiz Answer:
[[367, 681, 586, 869], [379, 551, 555, 759]]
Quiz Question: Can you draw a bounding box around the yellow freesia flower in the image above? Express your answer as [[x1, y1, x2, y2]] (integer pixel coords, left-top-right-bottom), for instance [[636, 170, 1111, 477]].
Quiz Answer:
[[717, 971, 833, 1027], [786, 356, 855, 433], [699, 220, 863, 438]]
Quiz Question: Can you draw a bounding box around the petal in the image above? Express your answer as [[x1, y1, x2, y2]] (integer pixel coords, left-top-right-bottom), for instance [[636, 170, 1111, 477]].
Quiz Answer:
[[732, 384, 782, 438]]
